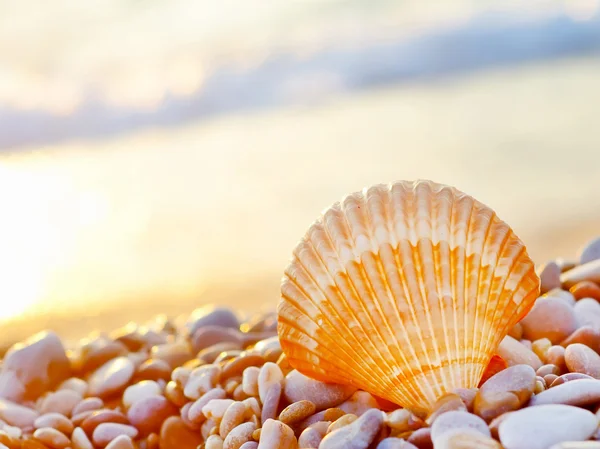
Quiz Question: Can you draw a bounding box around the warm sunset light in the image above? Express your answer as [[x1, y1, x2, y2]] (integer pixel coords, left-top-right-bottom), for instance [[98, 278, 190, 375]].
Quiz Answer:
[[1, 1, 600, 448]]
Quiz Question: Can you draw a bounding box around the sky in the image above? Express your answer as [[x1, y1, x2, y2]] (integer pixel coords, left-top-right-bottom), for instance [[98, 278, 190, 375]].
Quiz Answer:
[[0, 0, 599, 334]]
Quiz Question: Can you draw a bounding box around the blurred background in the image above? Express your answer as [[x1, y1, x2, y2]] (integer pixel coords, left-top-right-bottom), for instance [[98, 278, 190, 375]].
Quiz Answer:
[[1, 0, 600, 348]]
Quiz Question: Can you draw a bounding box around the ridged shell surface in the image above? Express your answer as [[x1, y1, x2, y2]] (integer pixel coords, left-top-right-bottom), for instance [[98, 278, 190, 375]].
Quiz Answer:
[[278, 180, 540, 415]]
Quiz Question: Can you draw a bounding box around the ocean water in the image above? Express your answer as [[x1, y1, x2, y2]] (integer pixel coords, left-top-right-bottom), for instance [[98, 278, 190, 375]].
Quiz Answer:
[[1, 1, 600, 343]]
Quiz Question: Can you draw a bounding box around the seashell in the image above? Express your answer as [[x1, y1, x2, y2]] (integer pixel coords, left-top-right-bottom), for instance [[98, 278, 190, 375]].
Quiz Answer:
[[277, 179, 540, 416]]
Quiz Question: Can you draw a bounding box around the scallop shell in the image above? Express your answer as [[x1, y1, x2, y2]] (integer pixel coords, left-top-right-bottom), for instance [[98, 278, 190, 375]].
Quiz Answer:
[[278, 179, 540, 415]]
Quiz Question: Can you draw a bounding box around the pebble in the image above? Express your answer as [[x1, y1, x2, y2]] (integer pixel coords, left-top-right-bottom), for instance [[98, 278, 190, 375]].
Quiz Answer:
[[239, 442, 259, 449], [87, 357, 135, 398], [150, 341, 193, 369], [319, 409, 383, 449], [222, 353, 266, 380], [430, 411, 490, 442], [199, 343, 244, 364], [0, 331, 71, 402], [219, 402, 247, 439], [257, 419, 296, 449], [122, 381, 161, 409], [58, 377, 88, 396], [257, 363, 284, 403], [561, 326, 600, 353], [187, 388, 227, 424], [72, 427, 94, 449], [549, 444, 600, 449], [498, 404, 597, 449], [474, 364, 535, 421], [192, 327, 245, 353], [561, 259, 600, 289], [283, 370, 356, 411], [242, 367, 260, 397], [520, 298, 578, 344], [33, 427, 70, 449], [278, 400, 316, 425], [376, 438, 419, 449], [223, 422, 256, 449], [34, 413, 74, 435], [298, 427, 325, 448], [338, 391, 379, 416], [261, 383, 282, 425], [327, 413, 357, 433], [546, 345, 567, 371], [496, 336, 542, 370], [571, 282, 600, 301], [549, 373, 594, 388], [539, 262, 562, 293], [104, 435, 135, 449], [0, 398, 39, 429], [579, 237, 600, 265], [529, 379, 600, 406], [184, 365, 221, 400], [574, 299, 600, 329], [407, 427, 433, 449], [434, 430, 502, 449], [159, 416, 203, 449], [80, 410, 129, 435], [134, 359, 172, 383], [187, 305, 240, 335], [39, 389, 82, 417], [92, 423, 138, 447], [127, 395, 177, 436], [425, 393, 467, 426], [565, 344, 600, 378]]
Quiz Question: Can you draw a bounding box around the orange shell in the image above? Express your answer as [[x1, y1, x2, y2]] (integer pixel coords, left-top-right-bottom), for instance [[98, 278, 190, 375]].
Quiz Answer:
[[278, 180, 540, 416]]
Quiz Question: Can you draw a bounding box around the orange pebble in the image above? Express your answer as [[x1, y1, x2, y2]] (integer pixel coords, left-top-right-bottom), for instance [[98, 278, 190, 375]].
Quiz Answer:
[[570, 281, 600, 301], [159, 417, 202, 449]]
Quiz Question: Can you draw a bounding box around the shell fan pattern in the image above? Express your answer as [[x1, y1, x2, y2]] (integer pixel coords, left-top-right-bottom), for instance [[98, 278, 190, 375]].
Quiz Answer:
[[277, 180, 540, 416]]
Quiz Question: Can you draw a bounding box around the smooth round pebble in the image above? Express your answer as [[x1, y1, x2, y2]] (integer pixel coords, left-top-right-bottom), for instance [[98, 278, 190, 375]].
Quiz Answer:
[[87, 357, 135, 398], [122, 381, 161, 409], [34, 413, 74, 435], [434, 429, 502, 449], [39, 389, 82, 417], [278, 400, 316, 425], [565, 344, 600, 378], [284, 370, 356, 411], [549, 443, 600, 449], [530, 379, 600, 406], [187, 305, 240, 335], [561, 259, 600, 289], [561, 326, 600, 353], [579, 237, 600, 265], [474, 365, 535, 421], [499, 404, 597, 449], [223, 422, 256, 449], [339, 391, 379, 416], [105, 435, 135, 449], [319, 409, 383, 449], [92, 423, 138, 447], [574, 299, 600, 329], [257, 419, 296, 449], [127, 395, 177, 436], [159, 416, 202, 449], [0, 398, 40, 428], [571, 282, 600, 301], [497, 336, 542, 370], [376, 438, 418, 449], [520, 298, 578, 344], [33, 427, 70, 449], [539, 262, 562, 293], [430, 411, 490, 442]]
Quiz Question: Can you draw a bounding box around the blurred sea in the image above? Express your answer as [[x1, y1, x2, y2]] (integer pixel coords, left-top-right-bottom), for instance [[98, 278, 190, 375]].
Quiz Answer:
[[1, 0, 600, 346]]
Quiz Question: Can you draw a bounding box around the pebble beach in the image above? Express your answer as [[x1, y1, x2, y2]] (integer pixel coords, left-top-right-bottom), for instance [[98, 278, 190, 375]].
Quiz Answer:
[[0, 237, 599, 449]]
